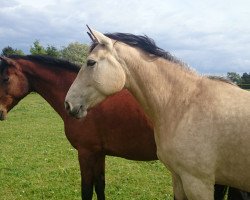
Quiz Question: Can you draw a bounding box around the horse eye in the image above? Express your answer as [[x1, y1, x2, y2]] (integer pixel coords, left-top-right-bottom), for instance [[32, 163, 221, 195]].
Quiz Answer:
[[87, 59, 96, 67], [3, 77, 9, 83]]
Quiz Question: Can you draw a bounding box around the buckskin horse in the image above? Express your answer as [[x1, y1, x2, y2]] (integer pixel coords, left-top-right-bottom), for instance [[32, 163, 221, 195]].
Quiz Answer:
[[65, 27, 250, 200]]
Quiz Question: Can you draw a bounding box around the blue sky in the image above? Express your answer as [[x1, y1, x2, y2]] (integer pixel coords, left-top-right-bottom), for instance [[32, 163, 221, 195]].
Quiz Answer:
[[0, 0, 250, 74]]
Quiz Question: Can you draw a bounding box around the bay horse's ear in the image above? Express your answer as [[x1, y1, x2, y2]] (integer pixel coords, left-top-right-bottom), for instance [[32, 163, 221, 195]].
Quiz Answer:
[[0, 56, 16, 66], [0, 56, 3, 68], [86, 25, 113, 51]]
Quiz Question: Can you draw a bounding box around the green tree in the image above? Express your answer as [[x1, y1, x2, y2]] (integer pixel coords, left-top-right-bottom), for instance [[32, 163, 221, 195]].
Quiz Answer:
[[241, 72, 250, 84], [1, 46, 24, 56], [238, 72, 250, 89], [60, 42, 89, 65], [46, 45, 61, 58], [30, 40, 46, 55], [226, 72, 242, 84]]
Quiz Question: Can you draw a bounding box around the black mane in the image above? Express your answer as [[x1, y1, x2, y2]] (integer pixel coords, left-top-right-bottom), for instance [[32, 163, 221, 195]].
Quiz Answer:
[[7, 55, 80, 72], [90, 33, 184, 65]]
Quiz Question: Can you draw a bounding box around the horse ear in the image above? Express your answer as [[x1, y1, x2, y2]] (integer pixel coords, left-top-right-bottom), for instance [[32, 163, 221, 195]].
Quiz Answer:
[[86, 26, 113, 50], [0, 56, 16, 66], [0, 57, 2, 68], [87, 32, 95, 42]]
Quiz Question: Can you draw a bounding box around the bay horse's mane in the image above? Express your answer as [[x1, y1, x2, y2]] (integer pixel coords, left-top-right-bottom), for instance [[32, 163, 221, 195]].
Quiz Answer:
[[6, 55, 80, 72], [90, 33, 186, 66]]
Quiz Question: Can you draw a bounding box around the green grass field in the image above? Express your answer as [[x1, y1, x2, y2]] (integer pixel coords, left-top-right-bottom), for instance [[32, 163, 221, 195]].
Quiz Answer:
[[0, 93, 172, 200]]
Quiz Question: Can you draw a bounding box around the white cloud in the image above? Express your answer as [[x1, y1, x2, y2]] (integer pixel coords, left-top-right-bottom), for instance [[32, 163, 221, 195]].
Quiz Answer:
[[0, 0, 250, 73]]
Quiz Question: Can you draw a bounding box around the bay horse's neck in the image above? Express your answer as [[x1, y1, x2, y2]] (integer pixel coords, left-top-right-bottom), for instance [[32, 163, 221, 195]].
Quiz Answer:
[[117, 45, 201, 126], [21, 60, 77, 119]]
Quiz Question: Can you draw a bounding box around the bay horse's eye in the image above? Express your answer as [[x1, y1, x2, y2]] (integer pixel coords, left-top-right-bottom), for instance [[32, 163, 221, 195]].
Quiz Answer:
[[3, 77, 9, 83], [87, 59, 96, 67]]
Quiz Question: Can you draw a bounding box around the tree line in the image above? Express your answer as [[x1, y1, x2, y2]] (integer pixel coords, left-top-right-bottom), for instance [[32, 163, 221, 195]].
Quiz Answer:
[[227, 72, 250, 89], [1, 41, 250, 89], [1, 40, 88, 65]]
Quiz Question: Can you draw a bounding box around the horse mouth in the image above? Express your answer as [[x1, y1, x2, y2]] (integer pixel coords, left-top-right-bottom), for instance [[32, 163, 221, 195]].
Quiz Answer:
[[72, 109, 88, 119], [79, 110, 87, 119], [0, 110, 7, 121], [64, 101, 88, 119]]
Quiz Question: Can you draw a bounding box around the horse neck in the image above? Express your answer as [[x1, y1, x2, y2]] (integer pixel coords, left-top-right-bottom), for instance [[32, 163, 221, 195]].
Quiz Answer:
[[117, 45, 201, 125], [22, 60, 77, 119]]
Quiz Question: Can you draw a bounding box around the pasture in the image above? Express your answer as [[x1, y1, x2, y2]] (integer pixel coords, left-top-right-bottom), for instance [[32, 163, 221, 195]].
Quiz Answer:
[[0, 93, 172, 199]]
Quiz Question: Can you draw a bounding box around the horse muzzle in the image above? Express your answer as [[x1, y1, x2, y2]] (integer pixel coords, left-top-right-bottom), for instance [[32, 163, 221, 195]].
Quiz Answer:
[[0, 109, 7, 121], [64, 101, 87, 119]]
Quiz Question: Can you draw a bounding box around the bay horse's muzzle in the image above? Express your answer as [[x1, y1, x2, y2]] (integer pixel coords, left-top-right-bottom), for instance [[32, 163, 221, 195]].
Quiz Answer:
[[0, 109, 6, 121]]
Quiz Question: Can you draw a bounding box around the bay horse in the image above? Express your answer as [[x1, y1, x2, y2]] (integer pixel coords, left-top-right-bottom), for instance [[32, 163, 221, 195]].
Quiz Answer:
[[0, 55, 156, 200], [65, 28, 250, 200]]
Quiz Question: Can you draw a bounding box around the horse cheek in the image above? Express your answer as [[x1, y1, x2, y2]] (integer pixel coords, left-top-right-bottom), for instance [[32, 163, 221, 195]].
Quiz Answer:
[[102, 73, 125, 95], [12, 75, 29, 97]]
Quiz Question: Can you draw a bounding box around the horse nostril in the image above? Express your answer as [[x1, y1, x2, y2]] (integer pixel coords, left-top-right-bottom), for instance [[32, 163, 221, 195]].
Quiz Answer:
[[64, 101, 72, 112], [64, 101, 83, 117]]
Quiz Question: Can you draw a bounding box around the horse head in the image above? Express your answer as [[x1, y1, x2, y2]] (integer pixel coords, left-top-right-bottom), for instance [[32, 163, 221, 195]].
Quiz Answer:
[[0, 56, 29, 120], [65, 26, 126, 119]]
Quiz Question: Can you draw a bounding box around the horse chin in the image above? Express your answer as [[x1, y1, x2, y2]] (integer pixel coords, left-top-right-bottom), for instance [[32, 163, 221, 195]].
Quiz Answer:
[[73, 109, 88, 120]]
